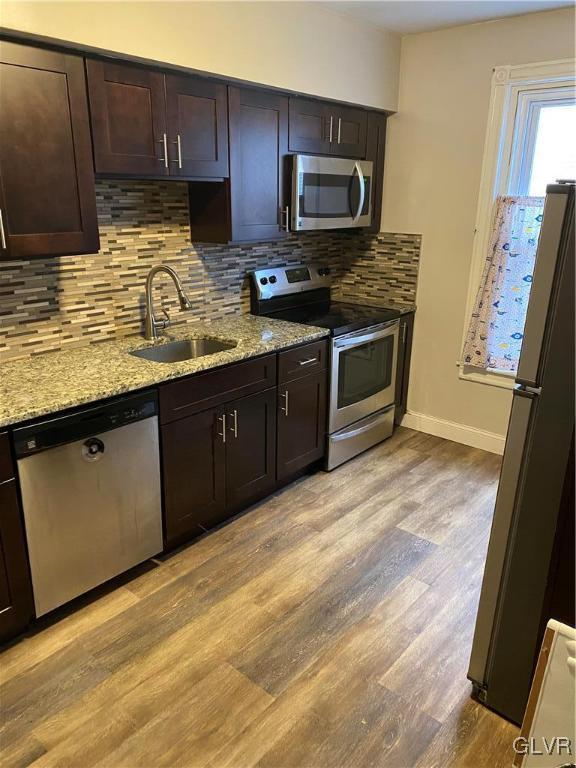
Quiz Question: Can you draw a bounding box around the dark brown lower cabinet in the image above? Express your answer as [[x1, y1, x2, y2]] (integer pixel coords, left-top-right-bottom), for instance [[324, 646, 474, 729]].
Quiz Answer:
[[277, 371, 327, 482], [162, 388, 276, 545], [162, 406, 226, 542], [0, 432, 34, 643], [225, 388, 277, 511], [395, 312, 415, 424]]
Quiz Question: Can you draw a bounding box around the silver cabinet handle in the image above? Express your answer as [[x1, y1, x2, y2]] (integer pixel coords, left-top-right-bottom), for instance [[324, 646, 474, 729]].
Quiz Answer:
[[0, 209, 6, 250], [337, 117, 342, 144], [217, 414, 227, 444], [157, 133, 169, 168], [402, 322, 407, 344], [298, 357, 317, 367], [352, 161, 365, 223], [280, 390, 289, 416], [171, 134, 182, 169], [280, 205, 290, 232], [228, 409, 238, 438], [328, 115, 333, 143]]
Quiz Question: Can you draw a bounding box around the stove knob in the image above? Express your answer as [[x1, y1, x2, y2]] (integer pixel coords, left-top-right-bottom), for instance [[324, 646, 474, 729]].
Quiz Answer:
[[324, 267, 331, 275], [260, 277, 268, 285], [269, 275, 277, 284]]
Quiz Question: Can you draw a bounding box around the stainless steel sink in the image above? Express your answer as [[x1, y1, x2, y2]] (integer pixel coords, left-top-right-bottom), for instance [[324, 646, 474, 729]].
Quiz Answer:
[[130, 338, 237, 363]]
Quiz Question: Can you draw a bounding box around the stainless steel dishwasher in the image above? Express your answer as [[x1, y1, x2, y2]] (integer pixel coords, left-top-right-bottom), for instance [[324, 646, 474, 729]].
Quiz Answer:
[[13, 391, 163, 617]]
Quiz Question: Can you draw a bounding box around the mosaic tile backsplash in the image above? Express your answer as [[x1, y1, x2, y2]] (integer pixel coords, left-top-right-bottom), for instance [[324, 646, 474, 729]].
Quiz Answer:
[[0, 181, 421, 362]]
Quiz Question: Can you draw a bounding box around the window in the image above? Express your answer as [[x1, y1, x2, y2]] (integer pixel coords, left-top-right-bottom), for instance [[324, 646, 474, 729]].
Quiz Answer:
[[508, 87, 576, 196], [460, 60, 575, 388]]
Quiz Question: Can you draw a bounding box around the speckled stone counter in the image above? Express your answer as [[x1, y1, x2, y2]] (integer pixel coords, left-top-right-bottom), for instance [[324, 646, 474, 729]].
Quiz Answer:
[[0, 316, 329, 428]]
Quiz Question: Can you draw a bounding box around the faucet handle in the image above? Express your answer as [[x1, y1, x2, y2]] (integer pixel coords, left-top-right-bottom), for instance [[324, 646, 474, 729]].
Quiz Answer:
[[157, 308, 171, 331]]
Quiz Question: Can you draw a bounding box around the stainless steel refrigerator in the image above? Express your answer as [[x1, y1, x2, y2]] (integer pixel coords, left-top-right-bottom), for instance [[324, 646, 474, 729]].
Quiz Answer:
[[468, 182, 575, 725]]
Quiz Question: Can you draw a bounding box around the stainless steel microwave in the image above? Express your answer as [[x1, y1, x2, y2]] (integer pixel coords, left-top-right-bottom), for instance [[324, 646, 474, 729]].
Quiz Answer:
[[291, 155, 373, 231]]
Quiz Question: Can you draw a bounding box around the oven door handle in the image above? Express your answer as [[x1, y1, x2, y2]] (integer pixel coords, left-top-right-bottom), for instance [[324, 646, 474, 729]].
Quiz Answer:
[[352, 162, 366, 223], [334, 321, 398, 350]]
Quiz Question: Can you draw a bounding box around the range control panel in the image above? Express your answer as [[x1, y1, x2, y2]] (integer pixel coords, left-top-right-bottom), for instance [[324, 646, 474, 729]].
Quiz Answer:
[[249, 264, 332, 301]]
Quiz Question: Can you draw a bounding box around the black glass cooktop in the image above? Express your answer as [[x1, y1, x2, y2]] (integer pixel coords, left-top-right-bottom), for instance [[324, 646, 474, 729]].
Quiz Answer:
[[267, 301, 402, 337]]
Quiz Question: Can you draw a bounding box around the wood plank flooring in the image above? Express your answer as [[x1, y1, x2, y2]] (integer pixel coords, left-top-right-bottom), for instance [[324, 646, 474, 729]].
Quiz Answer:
[[0, 428, 519, 768]]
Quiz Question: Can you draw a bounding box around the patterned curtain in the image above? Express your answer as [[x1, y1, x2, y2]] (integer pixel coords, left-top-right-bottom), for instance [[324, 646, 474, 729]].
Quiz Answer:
[[462, 195, 545, 373]]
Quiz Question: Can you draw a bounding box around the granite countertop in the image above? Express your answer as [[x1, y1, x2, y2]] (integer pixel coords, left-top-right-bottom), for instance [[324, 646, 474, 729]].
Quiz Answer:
[[0, 315, 330, 429]]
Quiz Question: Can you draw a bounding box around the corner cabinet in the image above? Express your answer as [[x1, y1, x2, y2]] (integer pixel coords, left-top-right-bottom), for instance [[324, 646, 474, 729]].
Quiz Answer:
[[0, 433, 34, 643], [0, 41, 99, 260], [86, 60, 229, 179]]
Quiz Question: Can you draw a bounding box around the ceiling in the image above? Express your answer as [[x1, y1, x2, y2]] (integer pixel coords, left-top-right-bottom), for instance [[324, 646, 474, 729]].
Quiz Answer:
[[317, 1, 573, 35]]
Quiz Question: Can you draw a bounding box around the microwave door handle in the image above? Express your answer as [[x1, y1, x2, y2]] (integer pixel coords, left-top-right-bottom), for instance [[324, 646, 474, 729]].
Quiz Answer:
[[352, 162, 365, 223]]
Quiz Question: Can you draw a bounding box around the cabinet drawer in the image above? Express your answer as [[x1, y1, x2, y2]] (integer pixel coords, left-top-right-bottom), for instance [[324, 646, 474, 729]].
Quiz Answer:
[[160, 354, 277, 424], [0, 433, 14, 484], [278, 340, 328, 383]]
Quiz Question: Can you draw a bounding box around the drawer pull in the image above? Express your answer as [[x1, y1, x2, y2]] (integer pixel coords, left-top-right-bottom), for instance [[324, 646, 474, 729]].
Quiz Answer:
[[298, 357, 317, 367]]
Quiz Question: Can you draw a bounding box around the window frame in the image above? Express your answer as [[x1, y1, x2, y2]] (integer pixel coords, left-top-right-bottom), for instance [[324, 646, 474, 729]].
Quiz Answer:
[[460, 59, 576, 390]]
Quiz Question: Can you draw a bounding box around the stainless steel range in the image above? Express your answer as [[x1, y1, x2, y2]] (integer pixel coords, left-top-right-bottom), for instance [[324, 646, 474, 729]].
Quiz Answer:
[[249, 264, 401, 470]]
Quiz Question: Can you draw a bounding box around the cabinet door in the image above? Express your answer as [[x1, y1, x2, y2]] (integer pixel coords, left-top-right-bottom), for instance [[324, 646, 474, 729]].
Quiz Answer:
[[331, 105, 367, 158], [395, 313, 414, 425], [0, 42, 99, 260], [0, 479, 34, 643], [229, 87, 288, 242], [86, 60, 169, 177], [162, 407, 226, 544], [165, 75, 229, 178], [365, 112, 387, 233], [277, 371, 327, 482], [288, 98, 332, 155], [225, 388, 277, 510]]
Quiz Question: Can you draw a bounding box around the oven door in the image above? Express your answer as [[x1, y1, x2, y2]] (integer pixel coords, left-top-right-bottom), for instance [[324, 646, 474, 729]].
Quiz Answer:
[[330, 320, 399, 433], [292, 155, 373, 231]]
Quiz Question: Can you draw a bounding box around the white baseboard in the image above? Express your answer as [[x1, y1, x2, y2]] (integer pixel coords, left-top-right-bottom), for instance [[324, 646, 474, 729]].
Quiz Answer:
[[400, 410, 506, 455]]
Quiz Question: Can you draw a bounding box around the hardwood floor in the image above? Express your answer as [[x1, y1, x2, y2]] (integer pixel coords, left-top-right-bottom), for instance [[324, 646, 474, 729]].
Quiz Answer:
[[0, 428, 519, 768]]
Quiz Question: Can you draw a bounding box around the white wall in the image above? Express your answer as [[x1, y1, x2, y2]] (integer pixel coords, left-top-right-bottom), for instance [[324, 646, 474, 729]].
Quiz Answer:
[[382, 8, 576, 446], [0, 1, 400, 110]]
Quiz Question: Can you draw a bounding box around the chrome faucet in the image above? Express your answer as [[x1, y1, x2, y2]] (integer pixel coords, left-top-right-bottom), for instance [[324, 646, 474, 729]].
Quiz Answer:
[[144, 265, 192, 340]]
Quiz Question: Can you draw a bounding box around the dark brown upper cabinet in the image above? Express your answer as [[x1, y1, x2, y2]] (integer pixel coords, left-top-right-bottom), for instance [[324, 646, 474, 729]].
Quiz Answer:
[[0, 42, 99, 260], [86, 60, 228, 179], [189, 87, 289, 243], [165, 74, 229, 178], [365, 111, 388, 233], [288, 98, 332, 155], [289, 97, 367, 159], [228, 87, 289, 242], [86, 60, 168, 177]]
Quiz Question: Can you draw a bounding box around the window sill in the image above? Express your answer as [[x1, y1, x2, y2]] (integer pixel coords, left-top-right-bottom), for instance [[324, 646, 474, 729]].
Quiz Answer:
[[458, 365, 516, 391]]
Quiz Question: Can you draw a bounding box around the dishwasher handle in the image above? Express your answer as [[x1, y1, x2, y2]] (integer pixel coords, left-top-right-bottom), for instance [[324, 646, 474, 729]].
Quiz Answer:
[[13, 391, 158, 458]]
